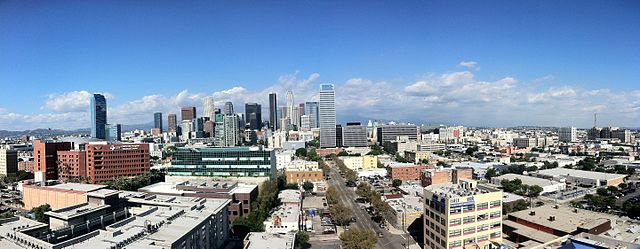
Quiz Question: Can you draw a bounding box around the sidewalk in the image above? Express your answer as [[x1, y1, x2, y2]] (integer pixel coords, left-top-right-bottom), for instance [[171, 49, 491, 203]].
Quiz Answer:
[[387, 225, 421, 249]]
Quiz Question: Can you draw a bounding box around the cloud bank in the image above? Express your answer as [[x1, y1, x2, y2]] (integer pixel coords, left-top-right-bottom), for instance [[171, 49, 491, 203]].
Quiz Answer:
[[1, 62, 638, 130]]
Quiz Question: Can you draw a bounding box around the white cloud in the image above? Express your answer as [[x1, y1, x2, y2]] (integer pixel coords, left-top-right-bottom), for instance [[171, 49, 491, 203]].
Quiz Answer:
[[2, 70, 638, 130], [458, 61, 479, 70]]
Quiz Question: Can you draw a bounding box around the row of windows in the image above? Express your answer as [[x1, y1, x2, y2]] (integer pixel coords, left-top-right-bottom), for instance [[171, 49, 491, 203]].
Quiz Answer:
[[448, 212, 501, 226], [448, 222, 501, 237], [450, 201, 501, 214], [447, 233, 501, 248]]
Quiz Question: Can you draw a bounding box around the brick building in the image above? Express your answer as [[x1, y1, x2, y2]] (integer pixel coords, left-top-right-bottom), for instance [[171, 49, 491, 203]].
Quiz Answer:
[[421, 168, 473, 187], [55, 143, 150, 183], [387, 163, 430, 181], [33, 140, 72, 181]]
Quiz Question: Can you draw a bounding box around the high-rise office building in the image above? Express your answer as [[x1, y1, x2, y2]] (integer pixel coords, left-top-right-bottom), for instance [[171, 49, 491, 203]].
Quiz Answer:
[[291, 106, 301, 128], [285, 90, 294, 120], [0, 147, 18, 176], [168, 113, 177, 133], [214, 114, 225, 146], [245, 103, 262, 130], [181, 107, 196, 121], [269, 92, 278, 131], [342, 122, 368, 147], [33, 140, 72, 181], [423, 180, 503, 249], [224, 102, 234, 115], [154, 112, 163, 132], [335, 124, 343, 147], [319, 84, 336, 148], [299, 103, 305, 115], [204, 120, 215, 137], [90, 93, 107, 139], [558, 126, 577, 143], [377, 124, 419, 145], [105, 124, 122, 142], [224, 114, 239, 146], [203, 96, 216, 120], [300, 115, 311, 130], [181, 120, 192, 141], [305, 102, 319, 128]]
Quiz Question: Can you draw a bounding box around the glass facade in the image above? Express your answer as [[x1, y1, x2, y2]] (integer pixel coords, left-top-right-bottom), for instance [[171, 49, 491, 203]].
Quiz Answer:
[[90, 94, 107, 139], [168, 147, 275, 178]]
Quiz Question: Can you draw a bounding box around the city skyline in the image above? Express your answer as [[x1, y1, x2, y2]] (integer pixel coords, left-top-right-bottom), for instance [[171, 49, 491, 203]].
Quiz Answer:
[[1, 1, 639, 130]]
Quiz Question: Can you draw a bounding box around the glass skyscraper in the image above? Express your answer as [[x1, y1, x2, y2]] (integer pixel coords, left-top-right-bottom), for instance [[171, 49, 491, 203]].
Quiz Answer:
[[168, 147, 276, 178], [245, 103, 262, 130], [90, 93, 107, 139], [269, 92, 277, 131], [305, 101, 319, 128], [154, 112, 163, 132], [319, 84, 336, 148]]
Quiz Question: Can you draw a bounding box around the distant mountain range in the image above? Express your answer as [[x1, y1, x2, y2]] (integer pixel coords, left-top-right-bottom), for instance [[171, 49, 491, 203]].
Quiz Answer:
[[0, 122, 154, 138]]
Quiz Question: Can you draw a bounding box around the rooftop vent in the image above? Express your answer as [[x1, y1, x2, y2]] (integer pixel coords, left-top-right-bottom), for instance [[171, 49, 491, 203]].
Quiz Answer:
[[529, 211, 536, 216]]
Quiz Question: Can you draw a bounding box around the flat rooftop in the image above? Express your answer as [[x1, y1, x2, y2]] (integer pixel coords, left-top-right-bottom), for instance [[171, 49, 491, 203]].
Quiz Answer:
[[508, 205, 613, 234], [244, 232, 295, 249], [46, 183, 107, 192], [425, 183, 498, 199], [536, 168, 626, 180], [493, 173, 563, 187]]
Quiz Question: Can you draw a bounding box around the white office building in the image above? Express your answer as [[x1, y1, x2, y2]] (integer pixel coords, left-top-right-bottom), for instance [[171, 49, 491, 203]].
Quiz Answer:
[[319, 84, 336, 148]]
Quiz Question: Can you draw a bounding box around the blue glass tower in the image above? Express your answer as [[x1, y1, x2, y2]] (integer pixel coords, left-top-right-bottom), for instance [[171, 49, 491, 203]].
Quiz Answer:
[[90, 93, 107, 139]]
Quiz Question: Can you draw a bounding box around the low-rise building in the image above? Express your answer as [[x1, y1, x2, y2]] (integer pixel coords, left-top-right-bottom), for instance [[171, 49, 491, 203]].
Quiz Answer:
[[530, 168, 626, 187], [243, 232, 295, 249], [404, 151, 431, 163], [491, 174, 566, 194], [137, 181, 258, 223], [22, 181, 107, 210], [388, 163, 430, 181], [420, 168, 473, 187], [264, 190, 302, 234]]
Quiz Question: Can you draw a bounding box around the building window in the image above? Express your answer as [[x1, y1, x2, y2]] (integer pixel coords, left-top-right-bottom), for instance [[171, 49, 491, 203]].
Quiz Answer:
[[463, 227, 475, 235], [449, 229, 461, 237], [449, 240, 461, 248], [463, 216, 475, 224], [449, 218, 461, 226], [477, 202, 488, 210]]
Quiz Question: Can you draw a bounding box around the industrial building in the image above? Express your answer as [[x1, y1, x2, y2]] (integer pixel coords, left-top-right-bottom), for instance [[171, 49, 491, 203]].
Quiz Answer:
[[530, 168, 626, 187]]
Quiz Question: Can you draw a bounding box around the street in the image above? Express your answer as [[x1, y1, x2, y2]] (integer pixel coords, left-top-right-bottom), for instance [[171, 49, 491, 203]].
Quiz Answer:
[[316, 160, 417, 249]]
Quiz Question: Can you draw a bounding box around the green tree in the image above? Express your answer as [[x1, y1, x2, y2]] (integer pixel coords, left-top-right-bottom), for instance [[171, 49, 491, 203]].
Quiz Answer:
[[340, 228, 378, 249], [296, 148, 308, 158], [302, 181, 314, 192], [465, 146, 478, 156], [295, 231, 310, 249], [338, 151, 349, 156], [356, 183, 373, 200], [285, 183, 300, 190], [392, 179, 402, 187], [31, 204, 52, 223], [619, 183, 628, 189], [329, 203, 353, 226], [485, 168, 498, 180], [526, 185, 544, 198], [326, 186, 340, 205]]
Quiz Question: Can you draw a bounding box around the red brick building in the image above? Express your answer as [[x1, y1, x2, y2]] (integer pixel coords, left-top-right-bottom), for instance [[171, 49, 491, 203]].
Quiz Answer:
[[33, 140, 72, 180], [85, 143, 150, 183], [420, 168, 473, 187], [55, 143, 150, 183], [388, 163, 430, 181], [57, 150, 88, 182]]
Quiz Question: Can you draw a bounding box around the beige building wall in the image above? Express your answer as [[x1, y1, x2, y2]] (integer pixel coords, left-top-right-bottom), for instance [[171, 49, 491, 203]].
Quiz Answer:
[[341, 156, 363, 171], [424, 187, 503, 249], [362, 155, 378, 169], [23, 185, 88, 210]]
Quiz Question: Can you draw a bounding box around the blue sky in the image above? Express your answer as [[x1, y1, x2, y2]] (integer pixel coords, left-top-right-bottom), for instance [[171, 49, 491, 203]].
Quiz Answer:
[[0, 0, 638, 130]]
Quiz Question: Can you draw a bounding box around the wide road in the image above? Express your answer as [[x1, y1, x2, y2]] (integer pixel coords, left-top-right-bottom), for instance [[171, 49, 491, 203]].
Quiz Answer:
[[326, 160, 412, 249]]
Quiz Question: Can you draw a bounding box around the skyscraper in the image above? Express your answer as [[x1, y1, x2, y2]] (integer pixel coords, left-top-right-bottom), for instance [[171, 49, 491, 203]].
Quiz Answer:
[[224, 102, 234, 115], [203, 96, 215, 120], [245, 103, 262, 130], [269, 92, 277, 131], [558, 126, 577, 143], [105, 123, 122, 142], [168, 113, 177, 133], [181, 107, 196, 121], [305, 102, 319, 128], [224, 114, 239, 146], [90, 93, 107, 139], [285, 90, 294, 120], [154, 112, 163, 132], [319, 84, 336, 148]]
